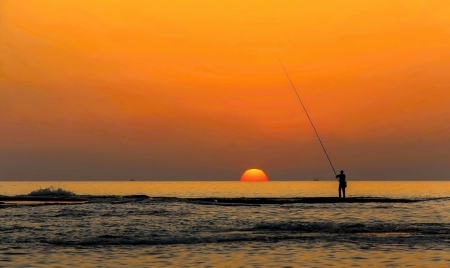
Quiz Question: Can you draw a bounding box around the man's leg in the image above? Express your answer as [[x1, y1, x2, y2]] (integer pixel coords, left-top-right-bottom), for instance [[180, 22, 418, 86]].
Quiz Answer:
[[343, 188, 346, 198], [339, 187, 341, 198]]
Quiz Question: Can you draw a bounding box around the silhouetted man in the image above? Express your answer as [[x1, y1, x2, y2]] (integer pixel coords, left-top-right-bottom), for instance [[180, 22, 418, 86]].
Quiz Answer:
[[335, 170, 346, 198]]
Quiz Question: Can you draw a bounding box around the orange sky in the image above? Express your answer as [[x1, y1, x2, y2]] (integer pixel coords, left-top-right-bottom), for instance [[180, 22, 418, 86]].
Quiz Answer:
[[1, 0, 449, 180]]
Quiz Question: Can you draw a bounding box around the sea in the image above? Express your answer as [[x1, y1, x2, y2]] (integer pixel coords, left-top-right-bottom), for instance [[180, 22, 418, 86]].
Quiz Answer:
[[1, 181, 450, 267]]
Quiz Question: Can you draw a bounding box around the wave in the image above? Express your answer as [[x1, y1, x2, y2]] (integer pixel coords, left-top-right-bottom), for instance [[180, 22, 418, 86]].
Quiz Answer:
[[47, 233, 314, 246], [2, 196, 449, 211], [250, 221, 450, 234], [43, 221, 450, 247], [29, 187, 75, 197]]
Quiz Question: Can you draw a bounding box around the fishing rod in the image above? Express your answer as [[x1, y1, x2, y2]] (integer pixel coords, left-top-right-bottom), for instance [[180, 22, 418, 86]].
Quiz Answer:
[[279, 61, 338, 177]]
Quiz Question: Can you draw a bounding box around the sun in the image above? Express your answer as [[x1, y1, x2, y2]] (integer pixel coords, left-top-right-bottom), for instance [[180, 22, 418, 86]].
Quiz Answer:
[[240, 169, 269, 182]]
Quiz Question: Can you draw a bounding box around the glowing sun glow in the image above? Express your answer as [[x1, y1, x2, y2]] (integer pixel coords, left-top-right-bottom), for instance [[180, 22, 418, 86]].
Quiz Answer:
[[240, 169, 269, 182]]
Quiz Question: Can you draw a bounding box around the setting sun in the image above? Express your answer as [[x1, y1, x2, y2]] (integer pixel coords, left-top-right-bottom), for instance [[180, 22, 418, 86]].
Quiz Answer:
[[240, 169, 269, 182]]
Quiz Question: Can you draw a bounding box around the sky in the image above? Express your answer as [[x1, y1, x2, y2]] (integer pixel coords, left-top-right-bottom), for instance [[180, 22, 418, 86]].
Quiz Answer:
[[1, 0, 449, 181]]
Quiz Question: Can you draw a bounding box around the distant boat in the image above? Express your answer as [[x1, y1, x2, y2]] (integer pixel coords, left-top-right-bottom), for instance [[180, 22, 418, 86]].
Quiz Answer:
[[313, 179, 320, 181], [130, 179, 136, 181]]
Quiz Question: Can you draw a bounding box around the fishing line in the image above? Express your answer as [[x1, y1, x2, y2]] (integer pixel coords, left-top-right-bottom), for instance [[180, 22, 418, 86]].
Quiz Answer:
[[279, 61, 337, 177]]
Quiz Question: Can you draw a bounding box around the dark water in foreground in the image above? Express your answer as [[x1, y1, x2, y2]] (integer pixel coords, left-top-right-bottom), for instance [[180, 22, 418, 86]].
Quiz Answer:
[[1, 181, 450, 267]]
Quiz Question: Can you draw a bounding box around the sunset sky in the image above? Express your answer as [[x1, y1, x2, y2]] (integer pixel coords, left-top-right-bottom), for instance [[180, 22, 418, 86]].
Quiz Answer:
[[1, 0, 449, 181]]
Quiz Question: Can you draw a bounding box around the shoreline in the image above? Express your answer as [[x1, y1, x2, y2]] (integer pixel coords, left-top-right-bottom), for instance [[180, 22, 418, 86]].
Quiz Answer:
[[1, 195, 446, 204]]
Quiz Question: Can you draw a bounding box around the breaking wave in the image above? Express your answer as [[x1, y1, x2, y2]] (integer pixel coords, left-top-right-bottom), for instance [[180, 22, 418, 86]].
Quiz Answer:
[[29, 187, 75, 197]]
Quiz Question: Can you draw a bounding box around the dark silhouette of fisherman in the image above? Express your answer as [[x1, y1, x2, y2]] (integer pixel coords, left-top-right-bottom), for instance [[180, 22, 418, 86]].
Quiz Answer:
[[335, 170, 347, 198]]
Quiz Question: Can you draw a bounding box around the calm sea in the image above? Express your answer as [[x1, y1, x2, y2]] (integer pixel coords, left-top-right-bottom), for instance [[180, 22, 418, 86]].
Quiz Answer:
[[1, 181, 450, 267]]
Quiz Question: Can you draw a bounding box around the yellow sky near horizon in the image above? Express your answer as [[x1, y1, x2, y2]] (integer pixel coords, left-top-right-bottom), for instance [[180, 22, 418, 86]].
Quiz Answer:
[[1, 0, 449, 180]]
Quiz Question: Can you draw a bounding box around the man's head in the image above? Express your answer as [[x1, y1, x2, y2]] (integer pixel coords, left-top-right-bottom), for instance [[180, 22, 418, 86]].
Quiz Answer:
[[340, 170, 344, 174]]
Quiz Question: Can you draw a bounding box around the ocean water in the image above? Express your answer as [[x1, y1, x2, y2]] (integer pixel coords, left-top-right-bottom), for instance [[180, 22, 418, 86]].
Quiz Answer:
[[1, 181, 450, 267]]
